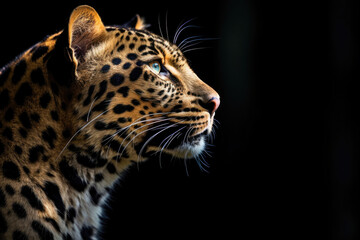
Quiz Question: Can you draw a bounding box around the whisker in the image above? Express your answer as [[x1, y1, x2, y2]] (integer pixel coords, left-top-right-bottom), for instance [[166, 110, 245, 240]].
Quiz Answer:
[[184, 158, 189, 176], [114, 119, 173, 162], [56, 109, 110, 160], [178, 37, 218, 50], [182, 47, 210, 54], [119, 120, 175, 160], [102, 116, 167, 145], [137, 120, 186, 162], [173, 18, 197, 44], [173, 19, 191, 42], [158, 14, 164, 38], [102, 111, 176, 143], [87, 97, 97, 122], [177, 35, 203, 49], [165, 10, 170, 41], [158, 126, 186, 164]]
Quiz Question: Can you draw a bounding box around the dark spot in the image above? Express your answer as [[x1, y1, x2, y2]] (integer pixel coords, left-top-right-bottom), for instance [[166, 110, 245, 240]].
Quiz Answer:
[[94, 121, 106, 130], [0, 89, 9, 110], [41, 126, 57, 149], [21, 185, 45, 211], [0, 67, 10, 87], [22, 166, 30, 174], [158, 90, 165, 96], [32, 46, 49, 61], [0, 188, 5, 207], [106, 162, 117, 174], [12, 230, 28, 240], [66, 207, 76, 224], [138, 45, 147, 52], [51, 111, 59, 121], [2, 161, 20, 180], [95, 173, 104, 182], [147, 88, 155, 93], [4, 108, 14, 121], [29, 145, 45, 163], [113, 104, 134, 114], [30, 113, 40, 122], [89, 186, 101, 205], [39, 92, 51, 108], [94, 80, 107, 99], [123, 62, 131, 69], [77, 153, 107, 169], [117, 44, 125, 51], [136, 60, 144, 66], [31, 68, 46, 86], [83, 85, 95, 106], [15, 82, 33, 105], [112, 58, 122, 65], [62, 233, 73, 240], [0, 211, 7, 233], [62, 129, 71, 138], [106, 140, 128, 158], [14, 145, 22, 155], [117, 117, 127, 123], [80, 226, 93, 240], [110, 73, 124, 86], [2, 127, 13, 140], [106, 91, 115, 99], [101, 64, 110, 73], [44, 217, 60, 232], [129, 67, 142, 81], [12, 203, 27, 218], [129, 43, 135, 49], [127, 53, 138, 60], [19, 111, 31, 129], [117, 86, 129, 97], [19, 128, 28, 138], [92, 99, 110, 112], [59, 158, 87, 192], [31, 220, 54, 240], [12, 60, 27, 85], [131, 99, 140, 106], [42, 181, 65, 219], [5, 184, 15, 195]]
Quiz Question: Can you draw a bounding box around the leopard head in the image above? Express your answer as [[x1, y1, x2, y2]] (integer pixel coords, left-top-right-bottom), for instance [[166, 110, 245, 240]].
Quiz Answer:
[[58, 5, 220, 166]]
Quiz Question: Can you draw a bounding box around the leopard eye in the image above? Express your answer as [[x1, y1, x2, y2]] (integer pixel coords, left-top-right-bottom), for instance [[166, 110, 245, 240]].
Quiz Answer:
[[149, 61, 161, 74]]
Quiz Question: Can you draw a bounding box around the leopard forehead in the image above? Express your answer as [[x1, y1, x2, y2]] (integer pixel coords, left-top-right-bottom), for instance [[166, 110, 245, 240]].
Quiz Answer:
[[82, 27, 187, 70]]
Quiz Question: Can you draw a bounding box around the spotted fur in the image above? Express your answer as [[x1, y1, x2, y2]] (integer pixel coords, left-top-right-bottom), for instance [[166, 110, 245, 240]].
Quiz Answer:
[[0, 5, 219, 240]]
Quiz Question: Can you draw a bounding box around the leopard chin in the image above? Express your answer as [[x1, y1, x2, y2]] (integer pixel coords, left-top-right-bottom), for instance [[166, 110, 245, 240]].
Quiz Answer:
[[148, 133, 206, 160], [172, 135, 206, 159]]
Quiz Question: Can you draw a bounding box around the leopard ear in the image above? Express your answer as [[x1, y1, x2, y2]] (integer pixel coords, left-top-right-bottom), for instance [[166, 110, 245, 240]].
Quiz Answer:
[[68, 5, 107, 61]]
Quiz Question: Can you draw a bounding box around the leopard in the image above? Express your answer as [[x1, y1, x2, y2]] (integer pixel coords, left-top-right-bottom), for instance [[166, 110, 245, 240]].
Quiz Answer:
[[0, 5, 220, 240]]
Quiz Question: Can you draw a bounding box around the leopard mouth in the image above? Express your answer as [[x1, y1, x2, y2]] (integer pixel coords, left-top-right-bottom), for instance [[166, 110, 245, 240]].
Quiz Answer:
[[172, 132, 207, 159], [141, 123, 209, 159]]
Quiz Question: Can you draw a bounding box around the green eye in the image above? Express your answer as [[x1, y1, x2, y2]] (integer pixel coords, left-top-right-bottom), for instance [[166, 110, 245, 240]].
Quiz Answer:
[[149, 61, 161, 74]]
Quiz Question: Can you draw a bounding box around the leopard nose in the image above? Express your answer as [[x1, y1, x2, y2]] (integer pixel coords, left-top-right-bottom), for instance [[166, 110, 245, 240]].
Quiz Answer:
[[200, 95, 220, 115]]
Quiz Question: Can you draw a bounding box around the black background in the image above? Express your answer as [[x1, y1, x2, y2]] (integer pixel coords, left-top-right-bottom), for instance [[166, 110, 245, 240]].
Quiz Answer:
[[1, 0, 359, 239]]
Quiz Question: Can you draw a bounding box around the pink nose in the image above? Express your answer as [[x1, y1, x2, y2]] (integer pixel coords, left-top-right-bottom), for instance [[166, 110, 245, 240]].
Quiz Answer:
[[206, 96, 220, 115]]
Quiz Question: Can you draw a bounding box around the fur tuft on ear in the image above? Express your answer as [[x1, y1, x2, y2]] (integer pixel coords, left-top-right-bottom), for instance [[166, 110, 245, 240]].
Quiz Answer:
[[134, 14, 149, 30], [121, 15, 149, 30], [68, 5, 107, 61]]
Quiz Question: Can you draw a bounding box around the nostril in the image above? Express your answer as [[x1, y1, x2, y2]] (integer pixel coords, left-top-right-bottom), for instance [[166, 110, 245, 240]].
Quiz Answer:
[[200, 97, 220, 115]]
